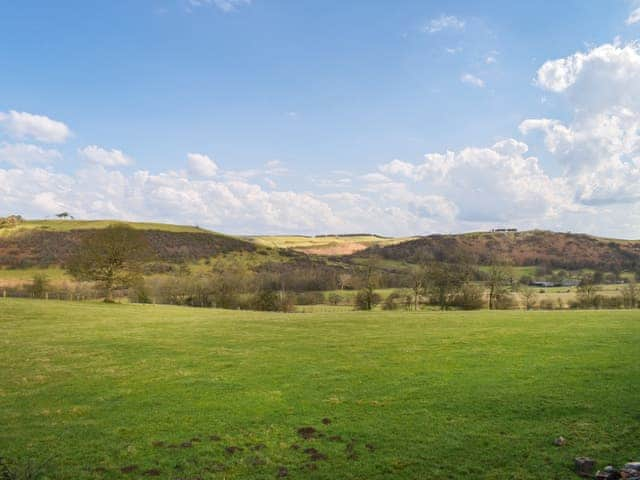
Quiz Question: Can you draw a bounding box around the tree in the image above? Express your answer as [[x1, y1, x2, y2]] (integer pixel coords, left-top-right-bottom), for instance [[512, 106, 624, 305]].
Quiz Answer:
[[28, 273, 50, 298], [622, 279, 638, 308], [576, 273, 601, 308], [520, 286, 538, 310], [408, 266, 426, 311], [486, 262, 514, 309], [424, 260, 472, 310], [327, 293, 343, 305], [65, 224, 152, 302], [354, 262, 380, 310]]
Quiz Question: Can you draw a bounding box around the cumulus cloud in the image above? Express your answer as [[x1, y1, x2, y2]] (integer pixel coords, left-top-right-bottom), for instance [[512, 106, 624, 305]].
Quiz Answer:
[[461, 73, 485, 87], [0, 110, 70, 143], [523, 42, 640, 205], [187, 153, 218, 177], [0, 143, 62, 168], [424, 15, 465, 34], [79, 145, 133, 167], [378, 139, 573, 224]]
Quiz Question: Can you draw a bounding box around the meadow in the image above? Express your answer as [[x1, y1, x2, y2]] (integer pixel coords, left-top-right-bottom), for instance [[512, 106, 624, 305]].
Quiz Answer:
[[1, 299, 639, 479]]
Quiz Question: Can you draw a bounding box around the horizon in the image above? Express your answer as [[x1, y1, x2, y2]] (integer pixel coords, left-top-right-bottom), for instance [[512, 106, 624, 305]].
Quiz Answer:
[[5, 216, 638, 241], [3, 1, 640, 238]]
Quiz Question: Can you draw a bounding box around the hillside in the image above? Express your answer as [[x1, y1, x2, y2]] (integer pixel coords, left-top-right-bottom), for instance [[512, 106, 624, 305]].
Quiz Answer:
[[248, 234, 414, 255], [356, 230, 640, 271], [0, 219, 256, 268]]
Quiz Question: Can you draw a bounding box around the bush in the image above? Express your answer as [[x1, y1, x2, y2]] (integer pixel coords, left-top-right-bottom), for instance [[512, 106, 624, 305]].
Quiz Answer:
[[295, 291, 325, 305], [327, 293, 343, 305], [382, 291, 405, 310], [27, 274, 49, 299], [354, 289, 381, 310], [452, 284, 485, 310]]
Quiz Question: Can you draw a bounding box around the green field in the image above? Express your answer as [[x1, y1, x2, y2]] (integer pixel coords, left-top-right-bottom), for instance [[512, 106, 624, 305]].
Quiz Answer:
[[1, 300, 639, 479]]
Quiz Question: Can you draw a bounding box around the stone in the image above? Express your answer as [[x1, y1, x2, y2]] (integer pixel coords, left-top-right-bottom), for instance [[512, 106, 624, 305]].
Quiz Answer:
[[575, 457, 596, 477], [553, 436, 566, 446], [596, 468, 621, 480], [625, 463, 640, 472]]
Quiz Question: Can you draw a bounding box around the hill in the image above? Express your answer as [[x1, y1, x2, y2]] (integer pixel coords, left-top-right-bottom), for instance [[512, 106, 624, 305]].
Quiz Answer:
[[0, 219, 256, 268], [248, 234, 414, 255], [356, 230, 640, 271]]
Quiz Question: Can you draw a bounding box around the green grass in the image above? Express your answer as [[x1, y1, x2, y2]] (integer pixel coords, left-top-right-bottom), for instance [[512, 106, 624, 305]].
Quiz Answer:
[[0, 219, 220, 237], [1, 299, 639, 479]]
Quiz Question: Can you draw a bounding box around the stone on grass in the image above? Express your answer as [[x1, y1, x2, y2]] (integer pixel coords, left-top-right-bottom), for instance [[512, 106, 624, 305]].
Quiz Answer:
[[575, 457, 596, 477], [553, 436, 566, 446]]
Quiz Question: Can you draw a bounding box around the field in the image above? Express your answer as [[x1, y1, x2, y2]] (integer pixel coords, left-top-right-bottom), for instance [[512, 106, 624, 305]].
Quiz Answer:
[[0, 220, 210, 236], [2, 300, 639, 479], [248, 235, 414, 255]]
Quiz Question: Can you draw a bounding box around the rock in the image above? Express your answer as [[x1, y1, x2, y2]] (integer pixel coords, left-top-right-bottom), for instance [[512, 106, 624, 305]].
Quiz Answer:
[[553, 436, 566, 446], [596, 468, 621, 480], [625, 463, 640, 472], [575, 457, 596, 477]]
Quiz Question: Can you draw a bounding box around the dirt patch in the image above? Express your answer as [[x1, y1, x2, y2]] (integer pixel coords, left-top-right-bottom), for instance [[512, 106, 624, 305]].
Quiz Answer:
[[120, 465, 138, 474], [366, 443, 375, 452], [328, 435, 343, 442], [277, 466, 289, 477], [151, 441, 165, 448], [225, 446, 243, 455], [290, 444, 300, 450], [321, 417, 331, 425], [143, 468, 161, 476], [297, 427, 317, 439]]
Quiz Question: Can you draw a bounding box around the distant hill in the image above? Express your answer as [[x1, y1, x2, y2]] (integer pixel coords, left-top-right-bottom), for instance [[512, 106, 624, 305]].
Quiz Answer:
[[0, 219, 256, 268], [248, 234, 415, 255], [355, 230, 640, 271]]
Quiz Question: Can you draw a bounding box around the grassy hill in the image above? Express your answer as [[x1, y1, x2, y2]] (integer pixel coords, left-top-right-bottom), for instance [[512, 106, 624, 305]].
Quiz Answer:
[[248, 234, 414, 255], [1, 298, 638, 479], [0, 219, 257, 269], [357, 230, 640, 271]]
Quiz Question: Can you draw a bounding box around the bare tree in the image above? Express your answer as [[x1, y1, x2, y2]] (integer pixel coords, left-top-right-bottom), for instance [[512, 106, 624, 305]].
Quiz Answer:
[[487, 261, 514, 309], [520, 286, 538, 310], [65, 224, 152, 302], [408, 266, 426, 311], [424, 260, 471, 310], [576, 273, 601, 308]]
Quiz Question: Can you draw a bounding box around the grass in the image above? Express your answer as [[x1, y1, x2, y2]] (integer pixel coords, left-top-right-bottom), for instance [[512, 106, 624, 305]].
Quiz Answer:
[[248, 235, 414, 254], [1, 299, 639, 479], [0, 219, 220, 237]]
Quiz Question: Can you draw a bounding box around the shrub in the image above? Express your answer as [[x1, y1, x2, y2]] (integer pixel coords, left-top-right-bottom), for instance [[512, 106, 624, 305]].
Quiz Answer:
[[27, 274, 49, 299], [452, 284, 485, 310], [327, 293, 343, 305]]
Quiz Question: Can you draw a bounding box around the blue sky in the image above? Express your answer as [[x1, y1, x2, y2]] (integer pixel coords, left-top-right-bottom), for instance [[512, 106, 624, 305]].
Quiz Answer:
[[2, 1, 640, 237]]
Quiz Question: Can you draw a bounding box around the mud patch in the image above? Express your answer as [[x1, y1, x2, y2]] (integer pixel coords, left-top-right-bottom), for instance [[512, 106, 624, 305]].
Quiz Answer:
[[225, 446, 243, 455], [120, 465, 138, 474], [321, 418, 331, 425], [143, 468, 161, 476], [297, 427, 317, 439], [277, 466, 289, 477]]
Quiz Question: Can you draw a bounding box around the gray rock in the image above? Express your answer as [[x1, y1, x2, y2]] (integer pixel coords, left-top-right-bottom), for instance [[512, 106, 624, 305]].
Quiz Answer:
[[575, 457, 596, 477]]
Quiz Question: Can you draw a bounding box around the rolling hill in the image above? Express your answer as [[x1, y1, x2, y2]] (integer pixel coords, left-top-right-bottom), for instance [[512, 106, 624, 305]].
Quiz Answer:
[[356, 230, 640, 271]]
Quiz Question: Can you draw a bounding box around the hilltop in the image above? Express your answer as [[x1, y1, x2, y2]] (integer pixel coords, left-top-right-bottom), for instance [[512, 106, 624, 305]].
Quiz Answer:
[[356, 230, 640, 271], [0, 219, 256, 268]]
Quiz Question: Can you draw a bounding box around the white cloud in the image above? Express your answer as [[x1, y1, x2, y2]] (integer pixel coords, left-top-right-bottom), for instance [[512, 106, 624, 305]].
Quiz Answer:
[[524, 42, 640, 204], [187, 153, 218, 177], [626, 7, 640, 25], [425, 15, 465, 34], [379, 139, 573, 224], [189, 0, 250, 12], [0, 110, 71, 143], [461, 73, 485, 87], [79, 145, 133, 167], [0, 143, 62, 168]]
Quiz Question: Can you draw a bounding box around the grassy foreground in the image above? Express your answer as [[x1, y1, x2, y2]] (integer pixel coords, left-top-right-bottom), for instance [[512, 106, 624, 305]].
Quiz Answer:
[[1, 300, 639, 479]]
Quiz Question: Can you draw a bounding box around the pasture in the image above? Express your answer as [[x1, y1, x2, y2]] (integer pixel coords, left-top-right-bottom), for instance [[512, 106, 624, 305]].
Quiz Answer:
[[1, 299, 639, 479]]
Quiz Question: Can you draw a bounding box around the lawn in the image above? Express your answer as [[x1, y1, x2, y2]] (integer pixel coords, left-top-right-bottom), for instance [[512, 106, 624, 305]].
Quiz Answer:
[[1, 299, 639, 479]]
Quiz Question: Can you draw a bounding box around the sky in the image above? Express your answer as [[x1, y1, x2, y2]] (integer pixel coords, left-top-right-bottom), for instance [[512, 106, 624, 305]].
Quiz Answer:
[[2, 0, 640, 237]]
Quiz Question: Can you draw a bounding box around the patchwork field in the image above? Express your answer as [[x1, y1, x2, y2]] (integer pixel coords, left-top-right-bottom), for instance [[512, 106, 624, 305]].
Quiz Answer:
[[1, 299, 639, 479]]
